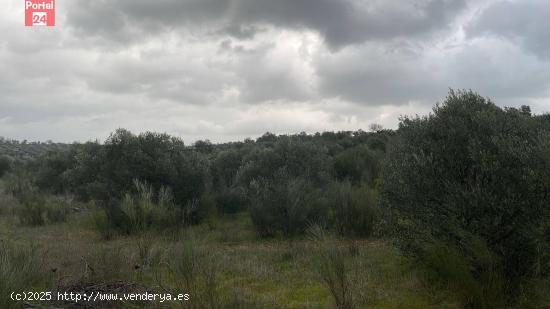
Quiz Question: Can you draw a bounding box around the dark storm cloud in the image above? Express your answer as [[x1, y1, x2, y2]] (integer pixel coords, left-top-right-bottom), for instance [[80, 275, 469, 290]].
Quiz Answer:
[[66, 0, 467, 48], [231, 0, 467, 48], [315, 42, 448, 105], [467, 0, 550, 59]]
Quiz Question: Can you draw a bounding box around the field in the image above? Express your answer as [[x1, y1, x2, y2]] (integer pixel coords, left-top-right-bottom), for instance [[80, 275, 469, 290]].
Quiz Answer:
[[0, 185, 467, 308]]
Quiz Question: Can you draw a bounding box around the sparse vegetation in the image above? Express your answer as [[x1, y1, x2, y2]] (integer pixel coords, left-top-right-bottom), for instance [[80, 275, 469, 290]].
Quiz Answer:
[[309, 225, 356, 309], [0, 242, 46, 309]]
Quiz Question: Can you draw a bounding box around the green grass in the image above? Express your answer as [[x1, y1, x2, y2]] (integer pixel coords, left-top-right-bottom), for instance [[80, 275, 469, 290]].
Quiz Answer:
[[0, 205, 467, 309], [8, 188, 545, 308], [0, 186, 500, 308]]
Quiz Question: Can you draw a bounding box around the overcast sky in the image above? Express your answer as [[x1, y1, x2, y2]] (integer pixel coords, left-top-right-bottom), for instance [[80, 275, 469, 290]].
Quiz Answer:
[[1, 0, 549, 143]]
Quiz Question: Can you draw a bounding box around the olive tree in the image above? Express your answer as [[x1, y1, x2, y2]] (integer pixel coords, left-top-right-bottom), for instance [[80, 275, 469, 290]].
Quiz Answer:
[[382, 90, 550, 301]]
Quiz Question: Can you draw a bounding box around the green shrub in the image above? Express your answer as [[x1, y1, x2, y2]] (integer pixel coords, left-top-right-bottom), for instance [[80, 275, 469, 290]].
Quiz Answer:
[[238, 137, 332, 187], [330, 182, 380, 237], [249, 170, 320, 237], [421, 239, 505, 309], [120, 181, 155, 233], [93, 180, 208, 237], [249, 172, 381, 238], [12, 192, 72, 226], [16, 193, 46, 226], [333, 145, 382, 184], [215, 187, 246, 214], [39, 130, 211, 211], [44, 197, 70, 223], [211, 149, 244, 189], [35, 150, 75, 194], [308, 225, 355, 309], [92, 207, 116, 240], [3, 169, 33, 198], [382, 90, 550, 304], [188, 192, 216, 225], [0, 155, 12, 178]]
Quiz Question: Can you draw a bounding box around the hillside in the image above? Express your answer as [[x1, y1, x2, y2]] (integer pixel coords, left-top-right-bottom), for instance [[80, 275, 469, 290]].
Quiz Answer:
[[0, 138, 71, 159]]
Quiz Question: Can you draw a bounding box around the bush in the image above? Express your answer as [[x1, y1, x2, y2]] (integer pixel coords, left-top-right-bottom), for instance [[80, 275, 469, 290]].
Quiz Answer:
[[238, 137, 332, 187], [120, 180, 155, 233], [308, 225, 356, 309], [382, 90, 550, 304], [0, 155, 12, 178], [249, 172, 381, 237], [12, 191, 71, 226], [330, 182, 380, 237], [93, 181, 161, 237], [92, 207, 116, 240], [215, 187, 246, 214], [46, 130, 211, 212], [17, 193, 46, 226], [93, 180, 209, 237], [44, 197, 70, 223], [3, 168, 34, 198], [333, 145, 382, 184], [211, 149, 244, 189], [249, 170, 320, 237], [421, 238, 505, 309], [35, 149, 75, 194]]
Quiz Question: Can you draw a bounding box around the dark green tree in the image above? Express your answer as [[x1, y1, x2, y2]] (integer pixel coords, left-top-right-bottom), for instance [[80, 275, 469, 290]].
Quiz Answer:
[[0, 155, 11, 177], [382, 90, 550, 302], [333, 145, 382, 185]]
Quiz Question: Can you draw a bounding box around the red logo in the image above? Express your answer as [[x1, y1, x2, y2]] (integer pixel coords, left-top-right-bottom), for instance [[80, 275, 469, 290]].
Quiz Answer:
[[25, 0, 55, 27]]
